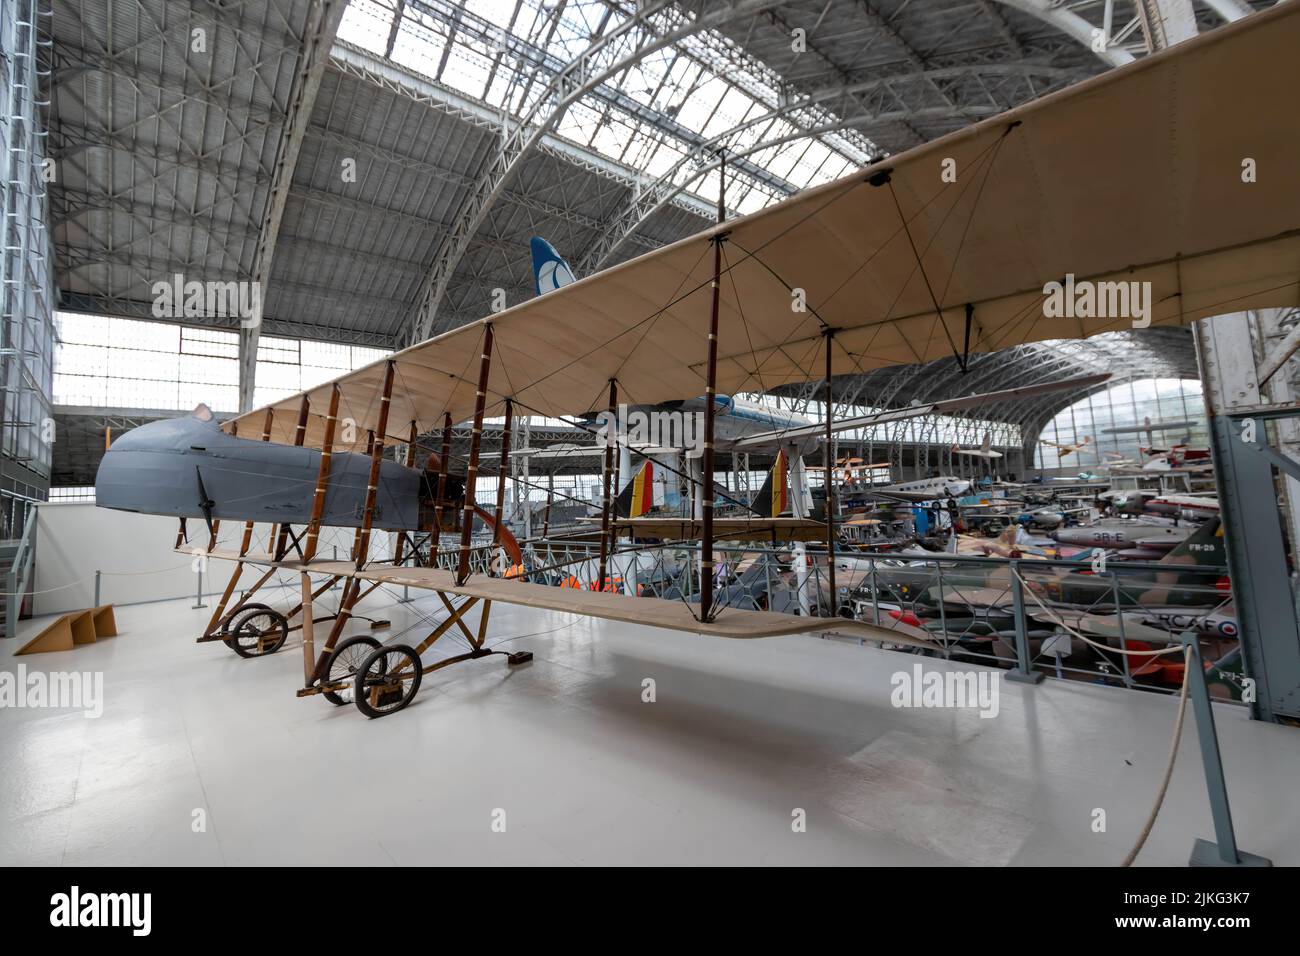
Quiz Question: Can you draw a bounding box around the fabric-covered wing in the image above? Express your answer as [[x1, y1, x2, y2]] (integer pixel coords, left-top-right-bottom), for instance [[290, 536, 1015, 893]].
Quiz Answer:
[[228, 3, 1300, 451]]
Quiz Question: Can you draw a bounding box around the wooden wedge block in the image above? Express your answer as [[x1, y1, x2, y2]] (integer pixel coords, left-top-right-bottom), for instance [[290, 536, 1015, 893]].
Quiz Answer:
[[70, 610, 97, 646], [15, 615, 75, 655], [91, 605, 118, 638]]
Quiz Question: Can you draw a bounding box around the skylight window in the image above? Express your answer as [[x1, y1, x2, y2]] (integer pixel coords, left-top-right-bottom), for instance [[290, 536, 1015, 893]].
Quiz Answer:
[[337, 0, 875, 217]]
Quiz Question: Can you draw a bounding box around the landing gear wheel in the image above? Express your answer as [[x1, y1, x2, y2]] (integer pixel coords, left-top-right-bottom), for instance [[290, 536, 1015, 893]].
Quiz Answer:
[[219, 601, 272, 636], [225, 606, 289, 658], [354, 644, 423, 719], [321, 636, 382, 706]]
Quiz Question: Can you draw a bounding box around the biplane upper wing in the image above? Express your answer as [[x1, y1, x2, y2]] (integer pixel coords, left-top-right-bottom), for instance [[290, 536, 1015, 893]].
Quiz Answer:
[[228, 4, 1300, 451]]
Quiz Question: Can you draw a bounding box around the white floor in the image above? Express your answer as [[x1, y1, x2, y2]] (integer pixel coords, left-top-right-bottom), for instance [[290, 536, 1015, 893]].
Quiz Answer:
[[2, 585, 1298, 866]]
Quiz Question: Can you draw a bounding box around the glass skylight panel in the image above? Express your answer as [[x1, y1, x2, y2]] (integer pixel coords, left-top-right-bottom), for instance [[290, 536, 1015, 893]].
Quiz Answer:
[[337, 0, 392, 55], [337, 1, 873, 223]]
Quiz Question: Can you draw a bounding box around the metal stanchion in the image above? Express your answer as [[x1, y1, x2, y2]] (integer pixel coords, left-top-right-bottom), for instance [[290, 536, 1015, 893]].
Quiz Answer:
[[1183, 633, 1271, 866], [1006, 560, 1042, 684], [192, 564, 207, 609]]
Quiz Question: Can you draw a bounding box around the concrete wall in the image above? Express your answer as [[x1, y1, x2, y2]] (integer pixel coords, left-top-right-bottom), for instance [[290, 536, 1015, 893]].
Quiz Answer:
[[33, 503, 381, 617]]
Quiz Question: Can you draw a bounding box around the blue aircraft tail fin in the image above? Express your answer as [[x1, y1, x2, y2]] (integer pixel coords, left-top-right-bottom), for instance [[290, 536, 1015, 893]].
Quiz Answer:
[[530, 236, 577, 296]]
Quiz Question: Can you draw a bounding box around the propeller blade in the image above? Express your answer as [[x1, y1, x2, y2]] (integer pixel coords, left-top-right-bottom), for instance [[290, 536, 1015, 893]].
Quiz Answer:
[[195, 467, 216, 539]]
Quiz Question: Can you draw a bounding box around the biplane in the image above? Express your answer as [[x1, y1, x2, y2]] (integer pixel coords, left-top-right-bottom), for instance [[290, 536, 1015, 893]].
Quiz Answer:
[[95, 4, 1300, 718]]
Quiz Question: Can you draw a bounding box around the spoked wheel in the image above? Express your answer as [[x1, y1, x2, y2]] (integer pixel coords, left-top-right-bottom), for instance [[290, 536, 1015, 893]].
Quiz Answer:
[[225, 606, 289, 658], [321, 636, 382, 706], [354, 644, 423, 719], [220, 602, 271, 636]]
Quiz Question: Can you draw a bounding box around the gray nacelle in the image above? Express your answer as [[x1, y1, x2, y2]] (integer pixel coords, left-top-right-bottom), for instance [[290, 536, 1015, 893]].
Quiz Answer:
[[95, 411, 422, 531]]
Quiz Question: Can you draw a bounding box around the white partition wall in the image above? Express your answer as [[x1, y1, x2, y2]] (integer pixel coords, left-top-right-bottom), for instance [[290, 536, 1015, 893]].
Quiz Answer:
[[32, 503, 388, 617]]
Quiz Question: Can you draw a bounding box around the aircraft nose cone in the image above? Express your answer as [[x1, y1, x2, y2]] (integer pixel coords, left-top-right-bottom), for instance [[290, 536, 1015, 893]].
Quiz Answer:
[[95, 440, 187, 515], [94, 446, 156, 513], [95, 413, 220, 515]]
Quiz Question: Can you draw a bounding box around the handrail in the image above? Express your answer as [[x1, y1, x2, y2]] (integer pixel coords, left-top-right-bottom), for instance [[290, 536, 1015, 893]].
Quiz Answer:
[[5, 504, 38, 639]]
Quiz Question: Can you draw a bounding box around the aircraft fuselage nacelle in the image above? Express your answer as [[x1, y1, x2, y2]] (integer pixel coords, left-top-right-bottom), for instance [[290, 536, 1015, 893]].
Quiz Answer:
[[95, 412, 442, 531]]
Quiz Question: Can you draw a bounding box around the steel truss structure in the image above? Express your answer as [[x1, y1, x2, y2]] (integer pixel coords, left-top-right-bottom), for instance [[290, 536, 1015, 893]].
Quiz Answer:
[[42, 0, 1267, 411]]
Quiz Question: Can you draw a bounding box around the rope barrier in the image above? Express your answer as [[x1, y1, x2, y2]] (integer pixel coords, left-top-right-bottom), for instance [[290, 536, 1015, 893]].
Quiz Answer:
[[1122, 650, 1191, 867], [0, 561, 203, 596], [1011, 567, 1194, 865], [0, 575, 94, 596]]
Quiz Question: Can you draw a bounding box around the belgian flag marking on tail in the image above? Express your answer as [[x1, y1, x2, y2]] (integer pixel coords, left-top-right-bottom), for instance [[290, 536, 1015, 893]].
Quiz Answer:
[[751, 450, 790, 518], [615, 460, 654, 518]]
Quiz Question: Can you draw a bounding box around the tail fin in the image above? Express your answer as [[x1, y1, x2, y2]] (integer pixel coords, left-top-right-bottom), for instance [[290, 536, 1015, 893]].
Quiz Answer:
[[530, 236, 576, 296], [1140, 516, 1227, 603], [1156, 516, 1226, 568], [980, 431, 991, 454], [750, 449, 790, 517], [614, 459, 654, 518]]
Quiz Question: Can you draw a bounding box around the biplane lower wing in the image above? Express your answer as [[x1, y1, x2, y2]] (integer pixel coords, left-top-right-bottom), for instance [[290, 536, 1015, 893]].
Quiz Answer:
[[191, 547, 935, 648]]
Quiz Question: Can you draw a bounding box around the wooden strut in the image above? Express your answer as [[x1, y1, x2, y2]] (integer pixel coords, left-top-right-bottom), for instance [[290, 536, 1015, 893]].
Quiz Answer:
[[307, 360, 396, 686], [823, 328, 838, 617], [202, 408, 276, 639], [393, 420, 418, 566], [199, 566, 278, 641], [542, 473, 553, 538], [356, 361, 395, 567], [299, 383, 341, 683], [700, 151, 726, 623], [274, 397, 312, 561], [430, 412, 452, 568], [300, 592, 496, 699], [597, 379, 617, 591], [302, 384, 341, 563], [207, 423, 230, 552], [492, 399, 513, 564], [350, 432, 374, 563], [200, 573, 344, 644], [457, 324, 493, 586]]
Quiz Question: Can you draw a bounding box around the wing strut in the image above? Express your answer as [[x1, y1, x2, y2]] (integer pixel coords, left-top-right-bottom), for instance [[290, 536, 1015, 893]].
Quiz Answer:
[[458, 326, 493, 586], [597, 381, 617, 592], [700, 150, 727, 624], [492, 398, 514, 571], [430, 412, 453, 568], [960, 303, 974, 373], [823, 328, 839, 617]]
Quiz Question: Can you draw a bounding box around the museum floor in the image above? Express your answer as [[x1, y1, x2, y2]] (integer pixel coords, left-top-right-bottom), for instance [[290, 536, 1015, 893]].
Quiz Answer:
[[3, 590, 1298, 866]]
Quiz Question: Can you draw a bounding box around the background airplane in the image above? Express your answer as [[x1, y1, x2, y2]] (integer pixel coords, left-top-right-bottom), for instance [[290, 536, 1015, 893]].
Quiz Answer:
[[1041, 435, 1092, 457], [952, 432, 1002, 459]]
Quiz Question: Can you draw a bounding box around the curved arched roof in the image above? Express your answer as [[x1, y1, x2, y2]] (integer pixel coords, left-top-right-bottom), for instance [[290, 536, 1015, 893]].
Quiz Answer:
[[44, 0, 1272, 418]]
